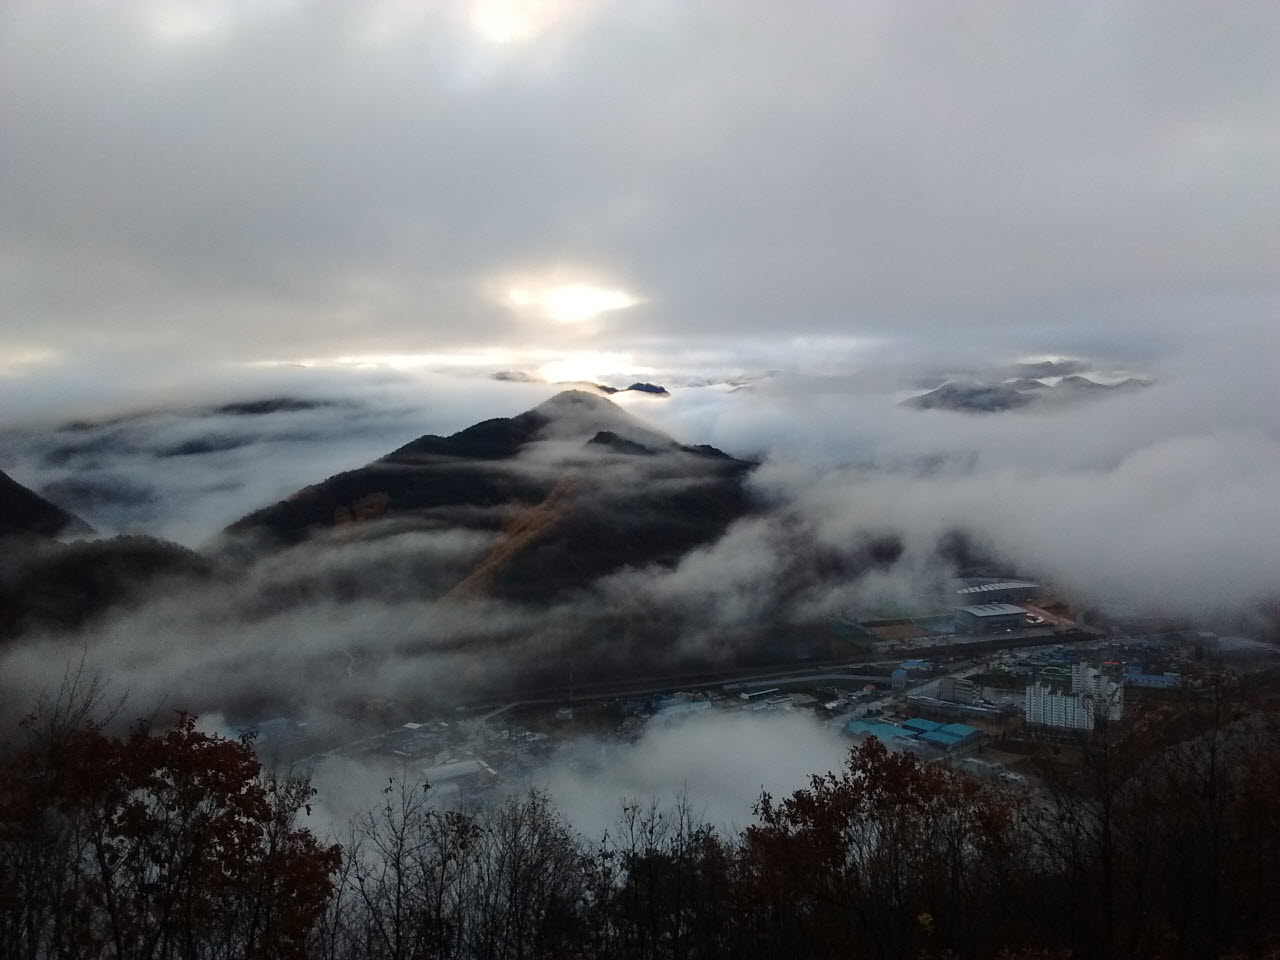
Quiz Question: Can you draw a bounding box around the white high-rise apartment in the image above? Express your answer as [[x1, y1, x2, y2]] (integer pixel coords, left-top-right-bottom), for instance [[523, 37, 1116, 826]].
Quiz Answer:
[[1024, 664, 1123, 731]]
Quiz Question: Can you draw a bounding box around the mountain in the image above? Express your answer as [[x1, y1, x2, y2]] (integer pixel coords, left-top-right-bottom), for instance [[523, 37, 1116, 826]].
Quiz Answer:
[[1004, 359, 1089, 379], [0, 535, 210, 639], [0, 468, 94, 540], [902, 381, 1039, 413], [226, 391, 754, 601], [903, 375, 1152, 413]]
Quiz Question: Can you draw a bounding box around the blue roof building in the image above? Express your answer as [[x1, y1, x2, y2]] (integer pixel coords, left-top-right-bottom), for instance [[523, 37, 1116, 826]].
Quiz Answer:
[[902, 717, 944, 734], [1123, 671, 1181, 689], [937, 722, 981, 741]]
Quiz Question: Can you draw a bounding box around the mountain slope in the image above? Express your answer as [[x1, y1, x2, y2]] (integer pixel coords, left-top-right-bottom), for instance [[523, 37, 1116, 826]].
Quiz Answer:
[[0, 468, 94, 539], [226, 391, 755, 600]]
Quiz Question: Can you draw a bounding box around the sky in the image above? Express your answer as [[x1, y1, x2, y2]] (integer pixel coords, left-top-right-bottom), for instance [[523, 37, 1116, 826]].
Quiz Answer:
[[2, 0, 1277, 398]]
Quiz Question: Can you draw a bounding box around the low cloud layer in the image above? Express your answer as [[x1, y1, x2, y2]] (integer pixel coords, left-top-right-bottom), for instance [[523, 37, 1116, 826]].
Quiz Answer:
[[0, 315, 1274, 731]]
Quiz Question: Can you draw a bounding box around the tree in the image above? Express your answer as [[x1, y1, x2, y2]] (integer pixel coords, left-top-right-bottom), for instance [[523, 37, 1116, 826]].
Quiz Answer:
[[738, 738, 1027, 960], [0, 687, 339, 960]]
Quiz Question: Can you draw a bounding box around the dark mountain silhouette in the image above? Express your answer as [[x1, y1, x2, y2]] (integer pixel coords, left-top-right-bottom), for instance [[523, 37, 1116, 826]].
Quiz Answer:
[[0, 468, 94, 540], [902, 381, 1038, 412], [623, 381, 669, 395], [226, 391, 754, 601], [0, 535, 210, 639], [212, 397, 340, 416]]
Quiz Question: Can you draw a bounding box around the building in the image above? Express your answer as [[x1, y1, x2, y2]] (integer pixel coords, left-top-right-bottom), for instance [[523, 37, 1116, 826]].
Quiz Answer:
[[843, 719, 917, 746], [939, 676, 980, 704], [955, 580, 1041, 604], [846, 717, 983, 753], [957, 603, 1027, 634], [900, 720, 982, 752], [901, 717, 944, 735], [653, 700, 712, 723], [898, 718, 983, 751], [422, 758, 499, 797], [891, 668, 909, 690], [1123, 668, 1181, 689], [905, 694, 1003, 719], [1024, 664, 1123, 731]]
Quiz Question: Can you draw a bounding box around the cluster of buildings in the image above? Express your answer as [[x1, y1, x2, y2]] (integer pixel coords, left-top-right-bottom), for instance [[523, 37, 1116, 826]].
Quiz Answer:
[[835, 576, 1087, 655], [1023, 663, 1124, 731]]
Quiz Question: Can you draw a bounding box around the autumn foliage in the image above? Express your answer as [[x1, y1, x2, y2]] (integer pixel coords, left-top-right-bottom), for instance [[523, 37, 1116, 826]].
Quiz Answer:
[[0, 683, 339, 959]]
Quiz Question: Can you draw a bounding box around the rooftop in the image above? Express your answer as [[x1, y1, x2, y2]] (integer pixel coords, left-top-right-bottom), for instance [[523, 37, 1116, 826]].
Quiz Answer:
[[956, 580, 1040, 595], [961, 603, 1027, 617], [937, 722, 981, 738], [902, 718, 944, 733]]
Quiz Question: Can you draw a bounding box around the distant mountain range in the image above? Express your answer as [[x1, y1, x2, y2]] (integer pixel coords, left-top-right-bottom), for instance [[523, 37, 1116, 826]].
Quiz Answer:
[[491, 373, 670, 397], [903, 375, 1152, 413]]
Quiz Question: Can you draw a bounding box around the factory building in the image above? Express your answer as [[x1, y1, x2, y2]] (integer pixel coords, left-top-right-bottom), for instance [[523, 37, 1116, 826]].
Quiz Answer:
[[955, 580, 1041, 604], [1024, 664, 1123, 731], [957, 603, 1027, 634], [939, 676, 980, 704], [845, 717, 983, 753], [844, 719, 917, 746]]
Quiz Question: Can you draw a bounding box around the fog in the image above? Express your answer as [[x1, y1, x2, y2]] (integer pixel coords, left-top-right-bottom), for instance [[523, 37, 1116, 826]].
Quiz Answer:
[[306, 711, 850, 841], [2, 315, 1276, 721]]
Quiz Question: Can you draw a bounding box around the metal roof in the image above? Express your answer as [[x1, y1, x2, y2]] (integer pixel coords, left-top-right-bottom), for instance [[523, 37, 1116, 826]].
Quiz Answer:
[[956, 580, 1040, 595], [902, 718, 944, 733], [937, 722, 981, 738], [961, 603, 1027, 617]]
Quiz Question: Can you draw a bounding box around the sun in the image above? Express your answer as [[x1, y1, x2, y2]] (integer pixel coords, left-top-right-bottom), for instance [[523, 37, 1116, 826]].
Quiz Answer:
[[469, 0, 569, 45], [505, 282, 640, 326]]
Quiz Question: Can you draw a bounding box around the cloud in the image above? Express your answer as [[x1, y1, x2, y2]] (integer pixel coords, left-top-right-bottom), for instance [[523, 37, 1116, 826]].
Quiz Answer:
[[305, 709, 851, 840], [1, 1, 1276, 374]]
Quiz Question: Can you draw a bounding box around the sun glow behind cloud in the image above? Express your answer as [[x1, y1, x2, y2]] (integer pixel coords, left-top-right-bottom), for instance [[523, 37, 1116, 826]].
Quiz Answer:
[[506, 283, 640, 326], [248, 348, 655, 385], [468, 0, 573, 45]]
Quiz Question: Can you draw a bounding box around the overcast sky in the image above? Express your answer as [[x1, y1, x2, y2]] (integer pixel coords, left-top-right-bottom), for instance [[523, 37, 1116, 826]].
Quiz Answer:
[[2, 0, 1277, 396]]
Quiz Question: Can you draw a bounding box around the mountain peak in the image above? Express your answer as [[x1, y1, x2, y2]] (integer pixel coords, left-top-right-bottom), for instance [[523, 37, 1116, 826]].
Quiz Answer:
[[530, 390, 674, 449], [533, 388, 620, 416]]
